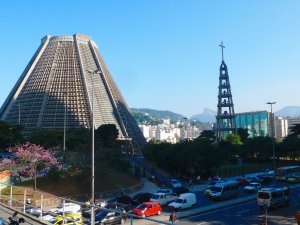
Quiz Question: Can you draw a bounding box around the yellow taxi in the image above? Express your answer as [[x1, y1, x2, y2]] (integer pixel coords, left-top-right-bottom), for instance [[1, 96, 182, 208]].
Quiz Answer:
[[287, 175, 300, 184], [48, 214, 82, 225]]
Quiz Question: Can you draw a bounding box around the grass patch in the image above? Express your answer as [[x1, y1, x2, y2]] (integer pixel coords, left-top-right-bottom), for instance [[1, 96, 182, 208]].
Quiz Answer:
[[4, 165, 140, 199]]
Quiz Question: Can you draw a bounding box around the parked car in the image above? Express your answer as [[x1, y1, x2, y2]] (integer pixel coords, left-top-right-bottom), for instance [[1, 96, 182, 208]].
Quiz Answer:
[[81, 199, 107, 218], [257, 175, 273, 184], [247, 176, 263, 184], [132, 202, 162, 217], [25, 206, 42, 217], [49, 203, 81, 214], [93, 210, 126, 225], [172, 186, 190, 196], [287, 175, 300, 183], [48, 214, 82, 225], [236, 178, 249, 186], [108, 195, 133, 206], [204, 181, 224, 195], [169, 179, 182, 188], [244, 182, 262, 193], [150, 192, 178, 205], [131, 192, 152, 205], [208, 181, 239, 201], [42, 213, 56, 222], [156, 189, 174, 195], [105, 203, 130, 213], [168, 193, 196, 210]]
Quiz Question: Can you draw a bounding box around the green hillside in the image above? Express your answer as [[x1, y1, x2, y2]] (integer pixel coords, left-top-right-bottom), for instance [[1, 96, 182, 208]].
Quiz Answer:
[[131, 108, 186, 123]]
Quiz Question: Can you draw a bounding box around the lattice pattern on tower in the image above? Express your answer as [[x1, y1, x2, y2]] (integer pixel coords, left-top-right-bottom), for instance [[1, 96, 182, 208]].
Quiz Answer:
[[0, 34, 146, 149], [216, 42, 236, 142]]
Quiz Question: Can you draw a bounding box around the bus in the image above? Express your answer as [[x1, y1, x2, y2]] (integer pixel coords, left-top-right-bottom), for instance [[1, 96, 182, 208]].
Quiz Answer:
[[208, 181, 239, 201], [257, 186, 290, 209], [276, 166, 300, 181]]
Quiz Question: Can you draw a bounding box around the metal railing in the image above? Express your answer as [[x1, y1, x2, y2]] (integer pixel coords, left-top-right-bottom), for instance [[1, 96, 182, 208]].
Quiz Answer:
[[0, 182, 175, 225]]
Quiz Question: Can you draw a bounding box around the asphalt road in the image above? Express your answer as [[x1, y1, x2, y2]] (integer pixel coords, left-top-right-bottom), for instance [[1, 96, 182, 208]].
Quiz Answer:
[[179, 187, 300, 225], [121, 185, 300, 225]]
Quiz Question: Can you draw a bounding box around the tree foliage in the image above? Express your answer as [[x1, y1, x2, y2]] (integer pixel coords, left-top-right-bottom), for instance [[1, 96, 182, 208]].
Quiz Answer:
[[0, 121, 24, 150], [95, 124, 119, 147], [1, 142, 59, 190]]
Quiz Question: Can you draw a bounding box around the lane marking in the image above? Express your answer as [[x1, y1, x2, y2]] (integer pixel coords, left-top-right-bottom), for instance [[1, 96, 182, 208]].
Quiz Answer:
[[239, 209, 250, 214], [197, 222, 208, 225], [188, 200, 255, 218]]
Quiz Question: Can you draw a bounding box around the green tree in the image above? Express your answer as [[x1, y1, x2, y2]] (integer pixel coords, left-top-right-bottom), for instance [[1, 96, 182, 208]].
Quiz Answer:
[[226, 134, 242, 145], [279, 124, 300, 159], [1, 142, 58, 190], [237, 128, 249, 144], [195, 130, 216, 144], [95, 124, 119, 147], [0, 121, 24, 149], [29, 128, 63, 149]]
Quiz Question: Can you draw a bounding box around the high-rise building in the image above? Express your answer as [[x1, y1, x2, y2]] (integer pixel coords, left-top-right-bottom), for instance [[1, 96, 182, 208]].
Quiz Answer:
[[0, 34, 146, 149], [235, 111, 271, 138], [286, 116, 300, 135], [275, 117, 288, 141], [216, 42, 236, 142]]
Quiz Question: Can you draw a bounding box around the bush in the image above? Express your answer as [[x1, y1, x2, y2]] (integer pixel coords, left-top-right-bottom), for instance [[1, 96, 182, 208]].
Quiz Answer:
[[48, 168, 63, 180], [1, 187, 10, 195]]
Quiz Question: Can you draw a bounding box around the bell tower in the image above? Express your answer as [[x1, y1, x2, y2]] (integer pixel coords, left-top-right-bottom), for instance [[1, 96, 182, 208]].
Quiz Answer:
[[216, 42, 236, 142]]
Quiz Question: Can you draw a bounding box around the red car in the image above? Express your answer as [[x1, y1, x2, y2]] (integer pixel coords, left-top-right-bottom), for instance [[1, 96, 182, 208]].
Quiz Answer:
[[132, 202, 162, 217], [236, 178, 249, 186]]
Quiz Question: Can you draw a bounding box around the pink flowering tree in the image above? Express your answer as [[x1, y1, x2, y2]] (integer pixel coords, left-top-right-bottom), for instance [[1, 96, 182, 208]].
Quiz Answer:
[[3, 142, 59, 190]]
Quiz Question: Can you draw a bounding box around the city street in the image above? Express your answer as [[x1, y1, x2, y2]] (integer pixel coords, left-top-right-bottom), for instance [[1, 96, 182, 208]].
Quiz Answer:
[[122, 186, 300, 225]]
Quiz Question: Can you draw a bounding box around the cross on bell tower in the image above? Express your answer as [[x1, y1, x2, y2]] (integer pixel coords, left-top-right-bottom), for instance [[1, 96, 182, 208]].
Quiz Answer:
[[216, 42, 236, 142]]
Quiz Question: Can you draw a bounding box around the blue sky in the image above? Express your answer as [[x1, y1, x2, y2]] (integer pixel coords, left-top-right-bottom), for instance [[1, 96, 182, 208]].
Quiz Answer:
[[0, 1, 299, 117]]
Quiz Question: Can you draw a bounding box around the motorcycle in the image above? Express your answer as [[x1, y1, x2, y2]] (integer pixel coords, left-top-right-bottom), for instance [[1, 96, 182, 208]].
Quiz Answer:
[[8, 212, 25, 225], [0, 217, 5, 225]]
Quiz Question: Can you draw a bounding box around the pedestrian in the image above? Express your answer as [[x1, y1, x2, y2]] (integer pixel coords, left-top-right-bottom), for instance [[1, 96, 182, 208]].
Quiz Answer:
[[196, 175, 201, 184], [260, 220, 266, 225], [26, 197, 31, 205], [295, 210, 300, 225], [189, 178, 193, 186], [208, 176, 212, 182], [169, 211, 177, 224], [120, 187, 125, 196]]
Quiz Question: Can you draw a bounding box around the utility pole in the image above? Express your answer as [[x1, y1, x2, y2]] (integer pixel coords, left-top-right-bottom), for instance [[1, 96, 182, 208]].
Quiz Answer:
[[88, 68, 101, 225], [266, 101, 276, 175]]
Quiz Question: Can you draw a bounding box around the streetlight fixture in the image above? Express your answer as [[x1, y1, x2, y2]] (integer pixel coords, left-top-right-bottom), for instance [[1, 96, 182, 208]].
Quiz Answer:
[[266, 101, 276, 175], [17, 104, 22, 124], [88, 68, 101, 225]]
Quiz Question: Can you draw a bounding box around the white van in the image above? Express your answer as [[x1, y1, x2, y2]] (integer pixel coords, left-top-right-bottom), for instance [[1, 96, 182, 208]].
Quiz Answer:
[[168, 193, 196, 210], [257, 187, 290, 209], [208, 181, 239, 201], [150, 192, 177, 205]]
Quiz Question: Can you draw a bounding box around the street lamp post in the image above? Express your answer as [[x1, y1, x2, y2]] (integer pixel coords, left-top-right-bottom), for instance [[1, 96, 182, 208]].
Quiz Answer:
[[266, 101, 276, 175], [88, 68, 101, 225]]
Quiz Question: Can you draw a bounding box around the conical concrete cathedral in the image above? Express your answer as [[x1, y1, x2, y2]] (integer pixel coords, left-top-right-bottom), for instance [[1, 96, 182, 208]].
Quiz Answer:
[[0, 34, 146, 149]]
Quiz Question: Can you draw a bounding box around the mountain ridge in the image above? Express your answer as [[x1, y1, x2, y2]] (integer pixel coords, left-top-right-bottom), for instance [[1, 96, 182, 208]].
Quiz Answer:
[[130, 106, 300, 124]]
